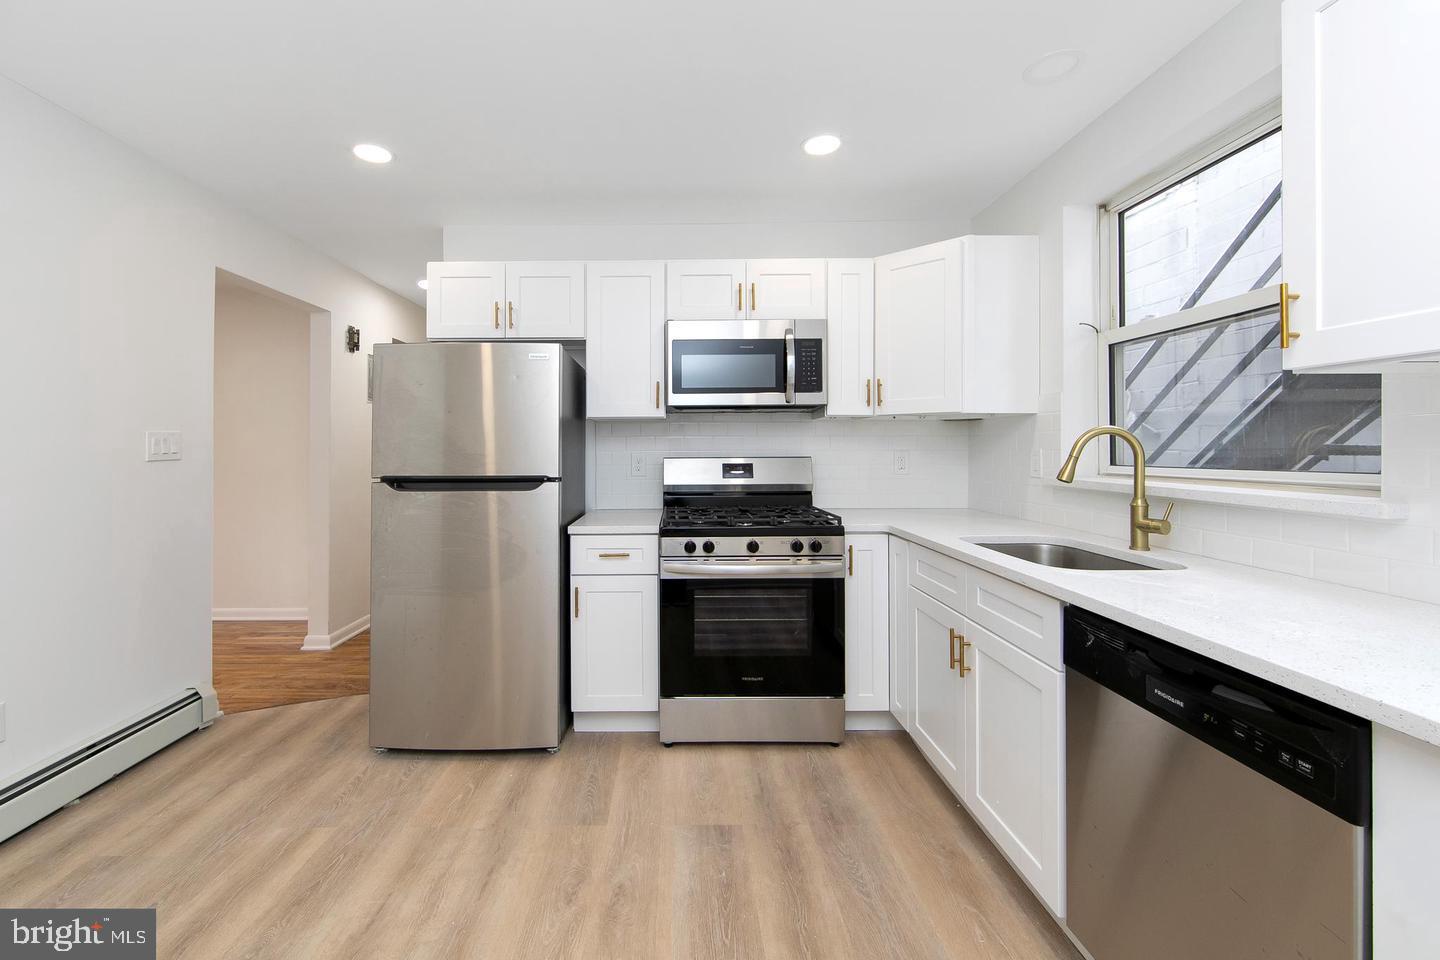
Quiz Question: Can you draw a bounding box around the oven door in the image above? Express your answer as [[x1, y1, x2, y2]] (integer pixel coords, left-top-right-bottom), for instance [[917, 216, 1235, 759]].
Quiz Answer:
[[659, 559, 844, 698], [666, 319, 825, 408]]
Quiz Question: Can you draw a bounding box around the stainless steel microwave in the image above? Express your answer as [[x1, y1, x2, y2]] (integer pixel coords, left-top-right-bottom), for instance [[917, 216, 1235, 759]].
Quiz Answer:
[[665, 319, 826, 409]]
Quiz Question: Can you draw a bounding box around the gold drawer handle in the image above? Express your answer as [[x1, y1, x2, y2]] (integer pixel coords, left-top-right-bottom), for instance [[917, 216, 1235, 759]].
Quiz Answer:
[[736, 282, 743, 312], [574, 586, 580, 618], [508, 301, 515, 329], [493, 301, 500, 329], [876, 379, 884, 406], [949, 628, 971, 675], [750, 281, 756, 311], [597, 552, 631, 559], [655, 381, 661, 409], [865, 378, 871, 407], [847, 544, 854, 576]]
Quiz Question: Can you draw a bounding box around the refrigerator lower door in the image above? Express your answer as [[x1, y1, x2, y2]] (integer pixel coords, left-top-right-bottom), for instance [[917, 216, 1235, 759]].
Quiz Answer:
[[370, 480, 562, 749]]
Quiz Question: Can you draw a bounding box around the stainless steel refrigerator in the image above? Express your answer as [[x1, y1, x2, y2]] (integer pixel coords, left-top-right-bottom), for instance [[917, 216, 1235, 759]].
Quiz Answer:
[[369, 341, 584, 750]]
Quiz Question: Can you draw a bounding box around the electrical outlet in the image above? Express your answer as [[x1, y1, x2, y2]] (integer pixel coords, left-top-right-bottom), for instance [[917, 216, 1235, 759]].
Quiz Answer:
[[629, 453, 647, 478], [1030, 448, 1045, 479], [144, 430, 183, 462], [893, 451, 910, 476]]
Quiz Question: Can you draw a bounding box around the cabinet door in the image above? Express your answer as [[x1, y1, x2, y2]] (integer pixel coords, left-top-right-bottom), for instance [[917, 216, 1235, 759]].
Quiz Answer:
[[585, 262, 666, 419], [1282, 0, 1440, 369], [963, 618, 1064, 914], [825, 259, 876, 417], [426, 261, 505, 340], [908, 586, 966, 791], [874, 240, 962, 414], [504, 262, 585, 339], [747, 259, 827, 320], [844, 534, 889, 712], [889, 537, 911, 730], [571, 575, 658, 712], [666, 260, 747, 320]]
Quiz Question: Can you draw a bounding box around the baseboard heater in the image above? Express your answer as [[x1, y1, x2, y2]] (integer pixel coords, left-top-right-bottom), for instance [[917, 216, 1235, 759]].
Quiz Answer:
[[0, 687, 218, 844]]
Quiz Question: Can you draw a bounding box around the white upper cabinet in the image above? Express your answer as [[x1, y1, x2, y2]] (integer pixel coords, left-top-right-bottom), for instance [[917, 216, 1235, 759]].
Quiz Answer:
[[666, 260, 747, 320], [825, 259, 876, 417], [505, 261, 586, 340], [1282, 0, 1440, 369], [746, 259, 827, 320], [427, 261, 506, 340], [844, 534, 889, 713], [585, 262, 667, 419], [874, 236, 1038, 417], [427, 262, 584, 341]]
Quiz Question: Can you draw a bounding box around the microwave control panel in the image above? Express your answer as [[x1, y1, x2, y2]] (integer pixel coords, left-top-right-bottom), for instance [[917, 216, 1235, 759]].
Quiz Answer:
[[795, 339, 823, 392]]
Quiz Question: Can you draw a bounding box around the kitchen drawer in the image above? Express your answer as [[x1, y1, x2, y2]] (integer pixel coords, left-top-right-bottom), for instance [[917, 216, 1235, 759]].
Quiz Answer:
[[966, 565, 1062, 669], [570, 535, 659, 575], [907, 543, 967, 611]]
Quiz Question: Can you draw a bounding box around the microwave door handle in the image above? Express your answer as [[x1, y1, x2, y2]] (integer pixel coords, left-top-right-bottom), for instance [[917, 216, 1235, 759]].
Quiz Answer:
[[784, 327, 796, 404]]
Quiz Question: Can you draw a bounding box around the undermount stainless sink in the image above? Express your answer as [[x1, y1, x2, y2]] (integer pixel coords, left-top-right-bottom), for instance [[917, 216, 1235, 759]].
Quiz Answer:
[[968, 538, 1185, 572]]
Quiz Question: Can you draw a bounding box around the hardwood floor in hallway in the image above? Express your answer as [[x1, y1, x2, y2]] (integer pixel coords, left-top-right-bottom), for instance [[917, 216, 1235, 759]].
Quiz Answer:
[[0, 695, 1080, 960], [212, 621, 369, 713]]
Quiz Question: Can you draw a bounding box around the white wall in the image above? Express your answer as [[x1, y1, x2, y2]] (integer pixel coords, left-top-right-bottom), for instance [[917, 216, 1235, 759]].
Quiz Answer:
[[593, 413, 970, 510], [443, 219, 970, 263], [0, 73, 423, 783], [213, 282, 309, 618], [966, 0, 1440, 603]]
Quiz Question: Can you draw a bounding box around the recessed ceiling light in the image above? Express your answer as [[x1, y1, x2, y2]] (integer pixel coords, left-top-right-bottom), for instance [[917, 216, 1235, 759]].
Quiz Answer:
[[1022, 50, 1083, 85], [417, 278, 429, 291], [352, 143, 393, 164], [802, 134, 842, 157]]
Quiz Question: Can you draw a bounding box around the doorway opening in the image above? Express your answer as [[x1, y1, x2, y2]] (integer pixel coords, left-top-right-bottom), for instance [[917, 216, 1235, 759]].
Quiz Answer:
[[211, 270, 367, 713]]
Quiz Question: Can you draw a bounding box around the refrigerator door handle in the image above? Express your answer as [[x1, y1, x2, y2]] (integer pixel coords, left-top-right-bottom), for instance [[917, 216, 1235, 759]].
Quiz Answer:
[[382, 477, 556, 492]]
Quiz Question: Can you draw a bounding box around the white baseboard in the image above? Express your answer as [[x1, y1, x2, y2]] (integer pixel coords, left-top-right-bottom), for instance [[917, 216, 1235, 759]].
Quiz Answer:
[[302, 614, 369, 652], [570, 709, 901, 734], [0, 688, 210, 844], [213, 607, 308, 621]]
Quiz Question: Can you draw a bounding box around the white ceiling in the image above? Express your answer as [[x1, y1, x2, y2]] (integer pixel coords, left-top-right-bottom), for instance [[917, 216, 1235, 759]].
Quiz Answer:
[[0, 0, 1242, 303]]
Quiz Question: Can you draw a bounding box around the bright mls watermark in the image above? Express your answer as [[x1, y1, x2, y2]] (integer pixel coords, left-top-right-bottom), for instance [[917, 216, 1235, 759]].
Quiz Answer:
[[1, 910, 155, 958]]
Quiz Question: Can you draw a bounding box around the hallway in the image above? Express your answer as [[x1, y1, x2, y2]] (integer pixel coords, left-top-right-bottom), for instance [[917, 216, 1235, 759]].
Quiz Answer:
[[212, 621, 369, 713]]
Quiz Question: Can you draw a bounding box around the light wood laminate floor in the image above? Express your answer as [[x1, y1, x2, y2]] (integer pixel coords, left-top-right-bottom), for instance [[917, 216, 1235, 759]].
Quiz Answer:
[[0, 696, 1080, 960], [212, 620, 369, 713]]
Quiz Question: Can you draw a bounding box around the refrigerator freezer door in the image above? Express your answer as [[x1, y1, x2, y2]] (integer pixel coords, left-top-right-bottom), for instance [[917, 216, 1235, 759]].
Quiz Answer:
[[370, 480, 562, 749], [372, 342, 562, 479]]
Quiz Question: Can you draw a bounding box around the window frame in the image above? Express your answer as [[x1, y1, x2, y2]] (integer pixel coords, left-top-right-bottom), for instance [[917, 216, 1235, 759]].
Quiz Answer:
[[1096, 106, 1380, 490]]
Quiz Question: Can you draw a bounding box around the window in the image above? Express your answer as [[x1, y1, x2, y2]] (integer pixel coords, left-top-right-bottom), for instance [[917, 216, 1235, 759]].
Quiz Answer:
[[1102, 117, 1381, 483]]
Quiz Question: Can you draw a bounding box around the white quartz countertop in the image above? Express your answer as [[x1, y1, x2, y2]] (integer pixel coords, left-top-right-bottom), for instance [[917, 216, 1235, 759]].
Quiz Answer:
[[835, 508, 1440, 747], [566, 506, 1440, 744], [567, 510, 662, 535]]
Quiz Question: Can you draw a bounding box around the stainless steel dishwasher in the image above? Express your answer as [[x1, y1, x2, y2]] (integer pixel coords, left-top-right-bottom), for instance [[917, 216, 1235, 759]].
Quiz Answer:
[[1065, 607, 1370, 960]]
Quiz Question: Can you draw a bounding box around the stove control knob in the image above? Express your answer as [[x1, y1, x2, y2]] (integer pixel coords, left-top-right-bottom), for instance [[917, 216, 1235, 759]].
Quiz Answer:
[[809, 539, 823, 553], [683, 540, 697, 554], [790, 539, 805, 553], [702, 540, 715, 554], [746, 540, 760, 554]]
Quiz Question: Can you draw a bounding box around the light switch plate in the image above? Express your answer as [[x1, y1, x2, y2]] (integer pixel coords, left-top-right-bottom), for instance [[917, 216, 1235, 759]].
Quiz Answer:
[[629, 453, 647, 478], [1030, 448, 1045, 478], [893, 451, 910, 475], [0, 701, 6, 743], [145, 430, 183, 462]]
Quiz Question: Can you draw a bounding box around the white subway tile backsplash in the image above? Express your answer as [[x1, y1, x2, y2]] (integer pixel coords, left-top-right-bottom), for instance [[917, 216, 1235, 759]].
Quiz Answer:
[[1346, 520, 1436, 563], [1312, 548, 1390, 594], [1279, 513, 1350, 550], [1251, 539, 1313, 578], [1388, 561, 1440, 605], [1201, 530, 1254, 565]]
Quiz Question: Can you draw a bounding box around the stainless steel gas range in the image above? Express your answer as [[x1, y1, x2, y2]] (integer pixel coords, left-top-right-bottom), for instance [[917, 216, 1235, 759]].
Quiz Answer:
[[658, 457, 845, 746]]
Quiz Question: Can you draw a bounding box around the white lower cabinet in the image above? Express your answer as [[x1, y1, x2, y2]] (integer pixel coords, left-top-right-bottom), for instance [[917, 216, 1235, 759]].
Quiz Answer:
[[889, 536, 912, 730], [570, 574, 658, 713], [908, 585, 967, 792], [963, 617, 1064, 914], [843, 534, 889, 712]]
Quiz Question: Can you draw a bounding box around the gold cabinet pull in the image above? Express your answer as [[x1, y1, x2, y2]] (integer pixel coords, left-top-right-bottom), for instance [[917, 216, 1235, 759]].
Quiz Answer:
[[750, 282, 756, 311], [737, 282, 743, 312], [847, 544, 854, 576], [1279, 282, 1301, 348], [508, 301, 515, 329], [949, 629, 972, 676], [865, 378, 871, 407], [493, 301, 500, 329], [598, 552, 631, 559], [574, 586, 580, 618], [876, 379, 884, 406], [655, 381, 661, 409], [948, 628, 960, 670]]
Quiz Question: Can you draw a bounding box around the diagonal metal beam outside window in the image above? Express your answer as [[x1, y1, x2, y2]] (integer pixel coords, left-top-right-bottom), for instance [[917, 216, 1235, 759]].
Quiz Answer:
[[1148, 321, 1281, 461], [1181, 181, 1283, 311]]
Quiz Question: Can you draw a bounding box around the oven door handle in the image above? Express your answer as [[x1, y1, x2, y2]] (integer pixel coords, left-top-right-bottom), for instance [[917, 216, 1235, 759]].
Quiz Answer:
[[784, 327, 796, 404], [662, 559, 845, 579]]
